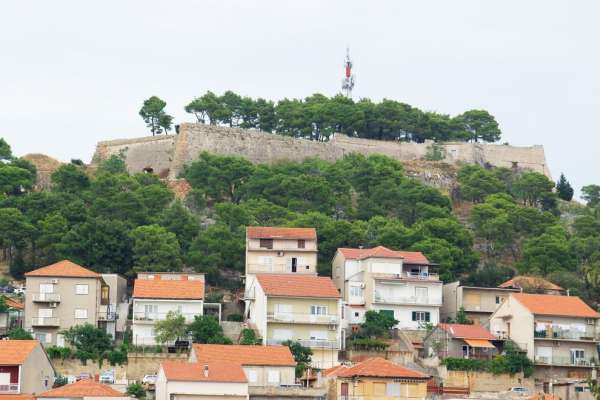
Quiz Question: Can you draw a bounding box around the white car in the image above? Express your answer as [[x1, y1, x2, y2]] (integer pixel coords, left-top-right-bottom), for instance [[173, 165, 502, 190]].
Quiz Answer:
[[508, 387, 530, 396], [142, 375, 157, 386]]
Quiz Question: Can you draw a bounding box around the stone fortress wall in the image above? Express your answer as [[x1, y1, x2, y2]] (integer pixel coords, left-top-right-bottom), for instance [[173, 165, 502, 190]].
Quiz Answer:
[[92, 123, 551, 179]]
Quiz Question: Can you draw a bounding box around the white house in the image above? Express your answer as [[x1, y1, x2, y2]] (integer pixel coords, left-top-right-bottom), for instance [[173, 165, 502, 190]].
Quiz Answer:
[[332, 246, 442, 331], [132, 272, 205, 346]]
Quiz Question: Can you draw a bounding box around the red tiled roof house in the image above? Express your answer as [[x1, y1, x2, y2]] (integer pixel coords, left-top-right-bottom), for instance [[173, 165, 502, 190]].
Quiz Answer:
[[423, 323, 499, 360], [0, 340, 54, 395]]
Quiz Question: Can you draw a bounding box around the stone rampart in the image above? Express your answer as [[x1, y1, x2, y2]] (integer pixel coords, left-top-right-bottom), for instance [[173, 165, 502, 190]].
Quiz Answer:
[[91, 123, 551, 179]]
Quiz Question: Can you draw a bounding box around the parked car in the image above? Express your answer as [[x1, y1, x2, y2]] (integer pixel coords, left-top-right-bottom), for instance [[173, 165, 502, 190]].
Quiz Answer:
[[508, 387, 530, 396], [142, 374, 157, 386], [76, 373, 92, 381], [99, 370, 115, 384]]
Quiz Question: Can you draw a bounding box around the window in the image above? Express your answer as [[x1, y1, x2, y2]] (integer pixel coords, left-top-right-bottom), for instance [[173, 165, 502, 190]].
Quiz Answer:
[[267, 370, 280, 384], [412, 311, 430, 322], [39, 284, 54, 294], [309, 331, 327, 340], [76, 284, 89, 295], [298, 239, 305, 249], [259, 239, 273, 249], [101, 286, 110, 305], [247, 370, 258, 383], [38, 308, 53, 318], [373, 382, 386, 396], [495, 296, 504, 304], [380, 309, 395, 319], [386, 382, 401, 396], [350, 286, 363, 297], [354, 312, 360, 317], [34, 332, 47, 343], [415, 287, 428, 298], [75, 309, 88, 319], [311, 305, 327, 315]]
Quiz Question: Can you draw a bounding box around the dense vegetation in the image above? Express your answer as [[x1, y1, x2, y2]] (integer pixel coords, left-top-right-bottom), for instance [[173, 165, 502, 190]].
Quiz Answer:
[[3, 135, 600, 309], [142, 92, 502, 143]]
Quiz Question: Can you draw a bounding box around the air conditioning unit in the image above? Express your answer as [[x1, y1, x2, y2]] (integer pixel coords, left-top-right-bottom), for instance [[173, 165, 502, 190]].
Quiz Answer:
[[277, 251, 284, 257], [49, 302, 58, 308], [359, 283, 366, 289], [50, 279, 59, 284]]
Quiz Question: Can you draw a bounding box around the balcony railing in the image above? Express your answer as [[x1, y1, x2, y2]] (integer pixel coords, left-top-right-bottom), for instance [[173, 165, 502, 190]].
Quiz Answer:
[[31, 317, 60, 327], [438, 351, 496, 360], [267, 312, 338, 325], [535, 356, 597, 367], [534, 326, 599, 341], [375, 271, 440, 281], [373, 295, 441, 306], [463, 301, 501, 312], [0, 384, 19, 393], [266, 338, 340, 349], [98, 312, 117, 321], [32, 293, 61, 302], [246, 263, 313, 274], [132, 312, 198, 323]]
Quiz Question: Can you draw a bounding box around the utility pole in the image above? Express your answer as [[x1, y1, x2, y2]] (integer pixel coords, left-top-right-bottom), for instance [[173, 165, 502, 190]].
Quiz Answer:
[[341, 47, 355, 98]]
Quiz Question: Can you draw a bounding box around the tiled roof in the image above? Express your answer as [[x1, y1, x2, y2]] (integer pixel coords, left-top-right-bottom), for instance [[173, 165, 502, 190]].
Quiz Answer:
[[1, 296, 23, 310], [338, 246, 430, 264], [0, 395, 34, 400], [161, 360, 247, 383], [322, 364, 348, 377], [499, 276, 563, 291], [192, 344, 296, 366], [247, 226, 316, 240], [24, 260, 99, 278], [330, 357, 429, 379], [133, 279, 204, 300], [0, 340, 39, 365], [438, 323, 496, 340], [38, 380, 125, 398], [512, 293, 600, 318], [256, 274, 340, 298]]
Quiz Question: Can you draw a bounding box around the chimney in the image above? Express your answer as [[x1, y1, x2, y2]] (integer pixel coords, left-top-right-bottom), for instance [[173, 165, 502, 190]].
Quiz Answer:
[[203, 364, 209, 378]]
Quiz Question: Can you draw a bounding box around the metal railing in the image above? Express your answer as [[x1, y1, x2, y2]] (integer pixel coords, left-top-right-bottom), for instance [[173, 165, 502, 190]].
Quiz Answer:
[[535, 356, 597, 367], [267, 312, 338, 325], [0, 384, 19, 393], [438, 351, 496, 360], [98, 311, 117, 321], [31, 317, 60, 326], [246, 263, 313, 274], [373, 295, 441, 306], [266, 338, 340, 349], [534, 326, 599, 341], [32, 293, 61, 302], [132, 312, 198, 323]]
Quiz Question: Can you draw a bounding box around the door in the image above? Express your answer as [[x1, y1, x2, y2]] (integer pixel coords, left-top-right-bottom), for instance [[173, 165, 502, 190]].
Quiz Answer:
[[274, 304, 292, 321], [291, 257, 298, 273], [341, 382, 349, 398]]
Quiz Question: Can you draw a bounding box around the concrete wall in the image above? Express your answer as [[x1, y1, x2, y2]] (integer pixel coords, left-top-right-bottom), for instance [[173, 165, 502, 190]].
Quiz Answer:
[[156, 367, 248, 400], [443, 370, 533, 393], [21, 343, 55, 395], [92, 124, 551, 181]]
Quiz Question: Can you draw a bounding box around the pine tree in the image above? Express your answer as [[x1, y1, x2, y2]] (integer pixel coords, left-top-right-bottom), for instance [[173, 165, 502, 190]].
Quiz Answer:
[[556, 173, 574, 201]]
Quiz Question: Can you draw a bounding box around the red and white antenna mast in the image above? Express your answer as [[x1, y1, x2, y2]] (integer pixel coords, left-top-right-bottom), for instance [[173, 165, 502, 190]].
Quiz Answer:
[[342, 47, 355, 98]]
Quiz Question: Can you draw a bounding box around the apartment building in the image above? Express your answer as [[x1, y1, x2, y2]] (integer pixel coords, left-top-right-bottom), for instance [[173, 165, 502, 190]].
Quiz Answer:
[[332, 246, 442, 331], [490, 293, 600, 380], [441, 282, 519, 325], [246, 274, 342, 369], [24, 260, 108, 346], [0, 296, 23, 337], [132, 272, 205, 345], [99, 274, 128, 340], [0, 340, 55, 395]]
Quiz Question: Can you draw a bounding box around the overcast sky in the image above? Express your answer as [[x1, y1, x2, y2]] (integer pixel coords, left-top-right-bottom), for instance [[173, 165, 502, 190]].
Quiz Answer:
[[1, 1, 598, 195]]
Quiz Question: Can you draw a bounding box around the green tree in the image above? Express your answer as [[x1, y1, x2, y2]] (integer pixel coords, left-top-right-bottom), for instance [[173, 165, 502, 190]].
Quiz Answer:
[[0, 138, 12, 161], [455, 307, 473, 324], [62, 324, 112, 365], [130, 225, 182, 272], [512, 172, 554, 207], [154, 311, 188, 345], [97, 155, 128, 175], [158, 201, 200, 252], [37, 212, 69, 263], [184, 91, 228, 125], [51, 164, 90, 193], [453, 109, 501, 142], [239, 328, 260, 345], [8, 328, 33, 340], [126, 383, 146, 399], [457, 165, 506, 203], [556, 173, 574, 201], [0, 164, 36, 196], [359, 310, 398, 338], [282, 340, 312, 378], [582, 185, 600, 207], [139, 96, 173, 136], [188, 315, 231, 344]]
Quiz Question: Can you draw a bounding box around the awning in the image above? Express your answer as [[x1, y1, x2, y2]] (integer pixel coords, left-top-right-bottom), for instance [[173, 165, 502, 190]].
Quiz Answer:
[[464, 339, 495, 348]]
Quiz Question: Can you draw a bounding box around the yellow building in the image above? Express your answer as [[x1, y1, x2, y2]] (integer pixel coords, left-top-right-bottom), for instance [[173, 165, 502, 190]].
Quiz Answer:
[[324, 357, 430, 400]]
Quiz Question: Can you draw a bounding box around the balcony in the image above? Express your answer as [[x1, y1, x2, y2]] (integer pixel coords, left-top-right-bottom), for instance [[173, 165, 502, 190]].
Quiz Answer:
[[266, 338, 340, 349], [0, 384, 19, 394], [32, 293, 61, 303], [31, 317, 60, 327], [534, 326, 599, 341], [463, 301, 500, 313], [132, 312, 198, 324], [373, 295, 441, 306], [246, 263, 313, 274], [98, 311, 117, 321], [267, 312, 338, 325], [374, 271, 440, 281], [535, 356, 597, 367]]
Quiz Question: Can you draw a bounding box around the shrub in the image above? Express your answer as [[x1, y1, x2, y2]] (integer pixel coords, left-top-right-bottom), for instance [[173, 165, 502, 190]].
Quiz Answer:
[[46, 346, 72, 361], [127, 383, 146, 399], [8, 328, 33, 340], [239, 328, 259, 345], [53, 375, 68, 388], [348, 338, 389, 351], [227, 313, 243, 322], [107, 349, 127, 366]]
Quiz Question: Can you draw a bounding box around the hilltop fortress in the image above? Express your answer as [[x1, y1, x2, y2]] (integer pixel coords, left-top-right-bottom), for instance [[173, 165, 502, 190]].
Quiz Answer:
[[91, 123, 551, 180]]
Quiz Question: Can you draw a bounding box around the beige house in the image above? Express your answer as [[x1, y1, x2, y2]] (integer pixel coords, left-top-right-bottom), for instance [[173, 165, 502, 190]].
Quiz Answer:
[[441, 282, 518, 325], [156, 360, 248, 400], [332, 247, 441, 332], [423, 323, 499, 359], [246, 274, 342, 369], [489, 293, 600, 381], [0, 340, 55, 395], [24, 260, 109, 346], [36, 379, 130, 400]]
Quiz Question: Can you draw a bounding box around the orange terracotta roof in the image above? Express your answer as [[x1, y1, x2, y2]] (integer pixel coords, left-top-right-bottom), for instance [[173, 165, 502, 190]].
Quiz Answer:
[[24, 260, 99, 278], [247, 226, 316, 240], [322, 364, 348, 377], [338, 247, 430, 264], [193, 344, 296, 366], [0, 395, 34, 400], [512, 293, 600, 318], [499, 276, 563, 291], [161, 360, 247, 383], [438, 323, 496, 340], [0, 340, 39, 365], [528, 394, 560, 400], [38, 380, 125, 398], [331, 357, 429, 379], [256, 274, 340, 298], [133, 279, 204, 300], [1, 296, 23, 310]]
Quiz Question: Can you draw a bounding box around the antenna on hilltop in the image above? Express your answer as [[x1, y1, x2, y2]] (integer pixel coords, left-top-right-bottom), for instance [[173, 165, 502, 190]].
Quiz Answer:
[[341, 47, 355, 98]]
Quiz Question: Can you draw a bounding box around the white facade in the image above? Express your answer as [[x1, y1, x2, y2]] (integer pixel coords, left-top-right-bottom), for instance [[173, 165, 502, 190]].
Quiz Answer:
[[156, 367, 248, 400]]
